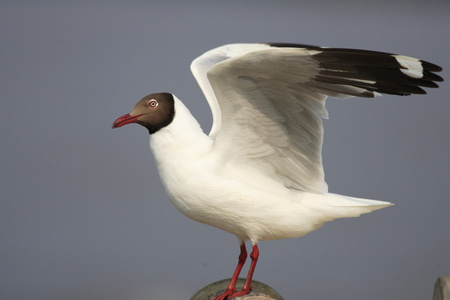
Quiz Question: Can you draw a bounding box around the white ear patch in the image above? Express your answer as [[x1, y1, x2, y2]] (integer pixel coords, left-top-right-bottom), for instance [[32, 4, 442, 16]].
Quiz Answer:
[[394, 55, 424, 79]]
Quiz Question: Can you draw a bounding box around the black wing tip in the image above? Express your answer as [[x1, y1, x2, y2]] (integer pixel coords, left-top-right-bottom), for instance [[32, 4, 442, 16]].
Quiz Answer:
[[267, 43, 443, 70], [422, 60, 443, 73], [423, 71, 444, 85], [265, 43, 443, 96]]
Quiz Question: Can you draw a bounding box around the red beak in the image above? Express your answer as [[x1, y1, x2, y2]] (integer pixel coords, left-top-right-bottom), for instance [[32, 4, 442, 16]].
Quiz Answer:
[[112, 113, 141, 128]]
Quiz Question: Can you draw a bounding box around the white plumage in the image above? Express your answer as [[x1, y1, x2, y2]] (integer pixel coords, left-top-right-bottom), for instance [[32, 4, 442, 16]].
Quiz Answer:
[[113, 43, 442, 299], [149, 94, 390, 243]]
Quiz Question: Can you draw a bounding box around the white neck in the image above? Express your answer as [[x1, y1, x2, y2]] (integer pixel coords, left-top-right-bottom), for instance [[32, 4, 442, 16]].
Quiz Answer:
[[149, 95, 213, 167]]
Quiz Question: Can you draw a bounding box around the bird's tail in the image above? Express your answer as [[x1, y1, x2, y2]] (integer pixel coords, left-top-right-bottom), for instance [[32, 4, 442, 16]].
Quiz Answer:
[[307, 192, 393, 220], [329, 194, 393, 217]]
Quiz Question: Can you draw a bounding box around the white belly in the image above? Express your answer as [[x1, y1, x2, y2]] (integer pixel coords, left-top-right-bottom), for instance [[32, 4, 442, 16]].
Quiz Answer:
[[158, 162, 390, 243]]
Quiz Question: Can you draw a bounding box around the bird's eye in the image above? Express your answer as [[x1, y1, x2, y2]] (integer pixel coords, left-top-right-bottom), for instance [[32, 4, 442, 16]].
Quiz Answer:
[[148, 99, 159, 108]]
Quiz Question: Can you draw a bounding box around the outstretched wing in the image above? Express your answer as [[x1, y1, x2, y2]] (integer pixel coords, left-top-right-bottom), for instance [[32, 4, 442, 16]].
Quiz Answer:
[[192, 43, 442, 193], [191, 44, 275, 138]]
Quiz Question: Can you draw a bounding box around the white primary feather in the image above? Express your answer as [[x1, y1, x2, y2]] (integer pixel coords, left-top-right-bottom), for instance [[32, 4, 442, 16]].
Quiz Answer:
[[394, 55, 423, 78]]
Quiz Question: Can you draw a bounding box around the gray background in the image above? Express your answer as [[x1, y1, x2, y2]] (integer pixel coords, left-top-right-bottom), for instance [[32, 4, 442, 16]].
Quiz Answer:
[[1, 1, 449, 299]]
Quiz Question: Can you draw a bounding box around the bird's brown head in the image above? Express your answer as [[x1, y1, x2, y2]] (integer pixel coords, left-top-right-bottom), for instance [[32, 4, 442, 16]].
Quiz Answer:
[[112, 93, 175, 134]]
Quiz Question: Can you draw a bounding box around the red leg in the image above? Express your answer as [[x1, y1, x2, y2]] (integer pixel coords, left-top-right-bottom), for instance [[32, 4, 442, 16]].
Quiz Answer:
[[214, 242, 247, 300], [228, 244, 259, 298]]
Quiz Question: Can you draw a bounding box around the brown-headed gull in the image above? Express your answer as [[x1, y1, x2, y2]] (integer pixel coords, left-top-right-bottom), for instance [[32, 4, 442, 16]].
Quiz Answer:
[[112, 43, 442, 299]]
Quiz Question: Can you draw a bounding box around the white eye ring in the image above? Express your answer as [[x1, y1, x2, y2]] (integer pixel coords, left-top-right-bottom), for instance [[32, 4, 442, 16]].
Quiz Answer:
[[148, 99, 159, 108]]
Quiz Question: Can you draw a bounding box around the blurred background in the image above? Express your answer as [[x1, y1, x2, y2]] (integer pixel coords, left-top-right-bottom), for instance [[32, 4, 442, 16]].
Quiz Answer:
[[1, 1, 449, 299]]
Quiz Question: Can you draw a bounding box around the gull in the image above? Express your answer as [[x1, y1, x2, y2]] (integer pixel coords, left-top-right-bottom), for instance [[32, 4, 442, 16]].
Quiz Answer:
[[112, 43, 442, 299]]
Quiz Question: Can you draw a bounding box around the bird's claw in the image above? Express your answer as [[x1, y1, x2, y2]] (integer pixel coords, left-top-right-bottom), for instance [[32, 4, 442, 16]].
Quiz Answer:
[[214, 290, 231, 300], [214, 288, 250, 300], [214, 288, 234, 300]]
